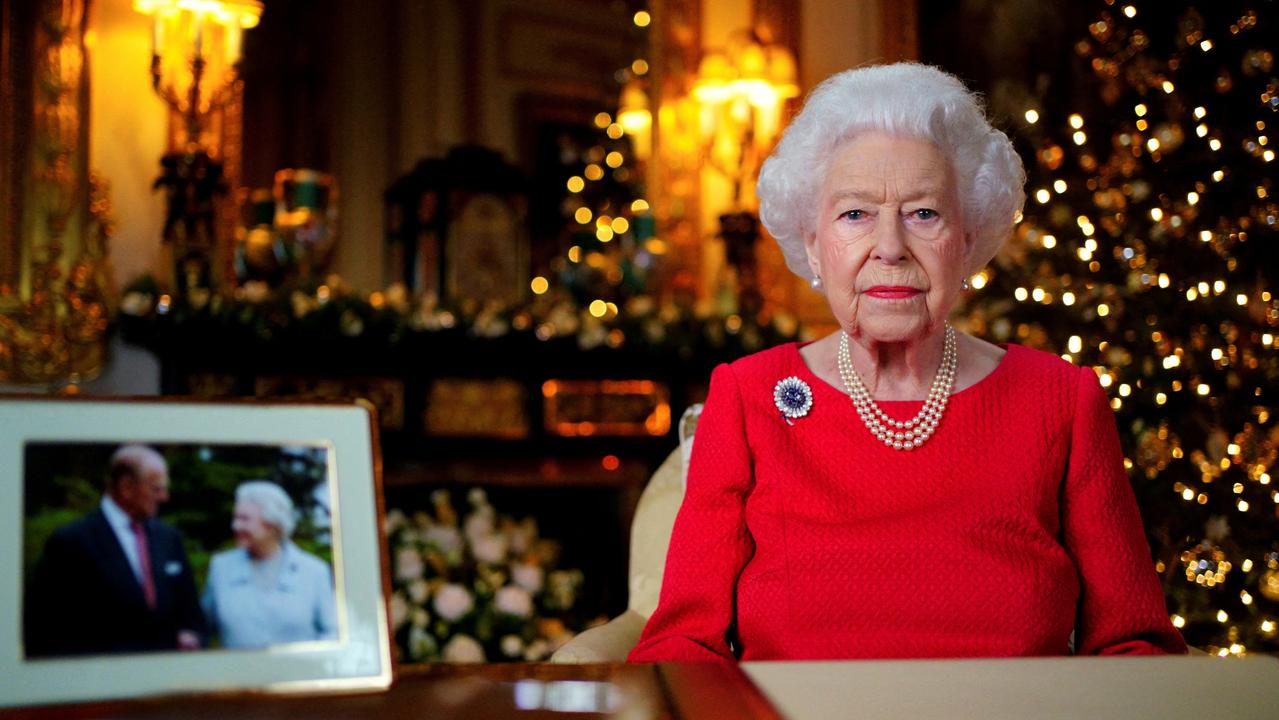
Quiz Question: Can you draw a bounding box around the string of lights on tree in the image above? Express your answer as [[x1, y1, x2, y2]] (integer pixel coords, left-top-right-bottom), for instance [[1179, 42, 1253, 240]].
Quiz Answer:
[[533, 7, 664, 323], [961, 0, 1278, 655]]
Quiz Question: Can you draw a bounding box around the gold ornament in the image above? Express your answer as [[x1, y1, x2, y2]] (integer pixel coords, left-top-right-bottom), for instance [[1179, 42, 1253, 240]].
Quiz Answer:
[[1181, 540, 1232, 587], [1264, 83, 1279, 112], [241, 226, 286, 278], [1038, 142, 1065, 171], [1216, 70, 1234, 93], [1088, 19, 1113, 43], [1094, 187, 1127, 210], [0, 1, 111, 386], [1206, 428, 1231, 464], [1154, 123, 1185, 153], [1242, 49, 1274, 76], [1260, 569, 1279, 602], [1136, 425, 1175, 477]]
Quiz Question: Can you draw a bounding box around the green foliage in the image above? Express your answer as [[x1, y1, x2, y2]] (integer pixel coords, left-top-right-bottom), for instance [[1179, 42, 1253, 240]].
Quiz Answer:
[[23, 508, 80, 582]]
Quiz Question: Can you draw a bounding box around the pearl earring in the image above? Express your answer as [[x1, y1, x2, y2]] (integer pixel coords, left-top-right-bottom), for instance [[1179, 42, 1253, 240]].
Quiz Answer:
[[961, 278, 971, 291], [810, 276, 822, 290]]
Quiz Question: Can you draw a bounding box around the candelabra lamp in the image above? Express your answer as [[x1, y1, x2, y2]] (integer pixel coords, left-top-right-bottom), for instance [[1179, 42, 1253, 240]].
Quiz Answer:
[[691, 28, 798, 312], [132, 0, 263, 292]]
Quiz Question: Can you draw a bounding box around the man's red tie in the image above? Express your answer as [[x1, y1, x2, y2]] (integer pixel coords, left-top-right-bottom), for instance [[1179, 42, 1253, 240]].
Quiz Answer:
[[131, 520, 157, 609]]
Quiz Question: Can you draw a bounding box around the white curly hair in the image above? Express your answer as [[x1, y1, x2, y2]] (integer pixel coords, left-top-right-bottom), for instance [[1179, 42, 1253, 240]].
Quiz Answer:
[[757, 62, 1026, 280], [236, 480, 297, 538]]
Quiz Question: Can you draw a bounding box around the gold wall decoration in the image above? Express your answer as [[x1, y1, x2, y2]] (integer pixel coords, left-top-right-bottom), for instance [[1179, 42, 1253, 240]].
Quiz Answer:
[[0, 0, 21, 294], [183, 372, 238, 398], [0, 0, 113, 386], [425, 378, 529, 439], [255, 375, 405, 431], [542, 379, 671, 437]]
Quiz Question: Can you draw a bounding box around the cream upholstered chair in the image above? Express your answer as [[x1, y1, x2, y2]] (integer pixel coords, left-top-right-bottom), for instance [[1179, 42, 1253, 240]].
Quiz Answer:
[[550, 405, 701, 663]]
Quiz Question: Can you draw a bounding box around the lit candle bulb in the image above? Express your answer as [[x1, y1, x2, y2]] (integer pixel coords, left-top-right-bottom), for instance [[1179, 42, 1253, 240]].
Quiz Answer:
[[193, 14, 204, 59], [225, 24, 243, 66], [152, 14, 165, 58]]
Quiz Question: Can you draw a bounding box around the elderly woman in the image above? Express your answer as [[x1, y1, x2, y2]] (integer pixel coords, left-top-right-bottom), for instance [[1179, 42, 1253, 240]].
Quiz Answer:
[[629, 63, 1186, 662], [203, 481, 338, 648]]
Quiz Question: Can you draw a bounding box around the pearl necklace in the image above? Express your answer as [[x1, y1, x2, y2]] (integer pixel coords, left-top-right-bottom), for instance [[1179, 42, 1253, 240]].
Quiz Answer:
[[836, 324, 958, 450]]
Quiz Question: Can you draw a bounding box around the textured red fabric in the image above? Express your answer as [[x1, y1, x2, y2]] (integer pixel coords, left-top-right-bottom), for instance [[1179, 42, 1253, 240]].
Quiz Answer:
[[629, 342, 1188, 662]]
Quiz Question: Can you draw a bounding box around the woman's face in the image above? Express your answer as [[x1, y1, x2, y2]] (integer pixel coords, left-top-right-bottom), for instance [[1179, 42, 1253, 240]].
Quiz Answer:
[[232, 500, 280, 556], [807, 131, 970, 344]]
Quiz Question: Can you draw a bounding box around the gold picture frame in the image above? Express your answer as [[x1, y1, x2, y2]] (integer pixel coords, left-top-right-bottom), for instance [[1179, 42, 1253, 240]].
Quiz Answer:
[[0, 397, 392, 709]]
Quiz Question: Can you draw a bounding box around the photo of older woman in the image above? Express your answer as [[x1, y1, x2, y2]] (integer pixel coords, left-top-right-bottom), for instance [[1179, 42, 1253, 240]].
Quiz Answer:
[[202, 481, 338, 648], [629, 63, 1188, 662]]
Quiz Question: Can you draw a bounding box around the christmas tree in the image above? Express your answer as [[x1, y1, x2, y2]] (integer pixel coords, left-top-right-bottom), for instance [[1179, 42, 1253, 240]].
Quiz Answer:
[[963, 0, 1279, 655], [538, 8, 662, 318], [546, 107, 658, 314]]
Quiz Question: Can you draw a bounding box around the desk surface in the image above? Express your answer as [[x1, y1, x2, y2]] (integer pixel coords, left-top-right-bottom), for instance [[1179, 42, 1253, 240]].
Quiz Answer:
[[4, 657, 1278, 719], [744, 656, 1279, 720], [0, 663, 781, 720]]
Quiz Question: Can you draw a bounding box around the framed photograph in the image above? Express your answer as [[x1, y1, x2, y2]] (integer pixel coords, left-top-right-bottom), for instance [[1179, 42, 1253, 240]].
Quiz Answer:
[[0, 398, 392, 708]]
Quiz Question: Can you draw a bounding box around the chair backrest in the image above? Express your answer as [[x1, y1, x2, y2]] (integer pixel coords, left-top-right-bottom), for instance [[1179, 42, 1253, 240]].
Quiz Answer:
[[677, 403, 702, 486], [626, 404, 702, 618]]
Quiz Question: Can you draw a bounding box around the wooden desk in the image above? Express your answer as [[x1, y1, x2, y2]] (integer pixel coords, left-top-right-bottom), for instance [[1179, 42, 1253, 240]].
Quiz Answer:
[[6, 657, 1277, 719], [744, 656, 1279, 720], [0, 663, 781, 720]]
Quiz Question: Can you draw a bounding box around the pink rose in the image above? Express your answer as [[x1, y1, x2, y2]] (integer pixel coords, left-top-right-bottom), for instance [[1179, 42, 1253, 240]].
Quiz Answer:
[[407, 579, 429, 604], [500, 634, 524, 658], [425, 525, 463, 555], [511, 562, 544, 593], [464, 509, 496, 543], [495, 585, 533, 618], [395, 547, 424, 581], [472, 533, 508, 564], [442, 634, 485, 663], [433, 583, 474, 622], [389, 592, 409, 629]]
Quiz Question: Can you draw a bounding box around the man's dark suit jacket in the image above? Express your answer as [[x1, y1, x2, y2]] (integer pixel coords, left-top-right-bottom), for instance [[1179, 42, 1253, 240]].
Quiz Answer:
[[23, 508, 205, 658]]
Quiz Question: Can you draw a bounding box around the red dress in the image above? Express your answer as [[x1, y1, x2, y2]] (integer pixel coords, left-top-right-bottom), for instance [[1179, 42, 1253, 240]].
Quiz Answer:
[[629, 342, 1187, 662]]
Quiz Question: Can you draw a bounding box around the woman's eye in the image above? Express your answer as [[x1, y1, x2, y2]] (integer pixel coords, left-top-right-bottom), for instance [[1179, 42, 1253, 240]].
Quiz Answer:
[[841, 209, 866, 221], [912, 208, 938, 220]]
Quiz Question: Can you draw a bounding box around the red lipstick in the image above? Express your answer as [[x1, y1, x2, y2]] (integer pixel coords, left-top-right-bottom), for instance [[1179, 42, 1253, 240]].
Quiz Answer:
[[865, 285, 922, 299]]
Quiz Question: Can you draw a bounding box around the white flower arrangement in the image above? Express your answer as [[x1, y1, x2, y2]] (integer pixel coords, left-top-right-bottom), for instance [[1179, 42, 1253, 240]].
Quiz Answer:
[[511, 562, 544, 594], [433, 583, 474, 622], [442, 634, 485, 663], [385, 489, 587, 663], [494, 585, 533, 618]]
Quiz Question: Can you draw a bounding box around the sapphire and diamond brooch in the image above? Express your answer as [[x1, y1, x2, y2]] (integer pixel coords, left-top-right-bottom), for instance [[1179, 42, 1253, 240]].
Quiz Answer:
[[773, 376, 813, 425]]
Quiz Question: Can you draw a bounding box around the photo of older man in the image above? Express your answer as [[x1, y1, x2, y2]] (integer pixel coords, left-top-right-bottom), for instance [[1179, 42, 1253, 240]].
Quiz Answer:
[[24, 445, 205, 658]]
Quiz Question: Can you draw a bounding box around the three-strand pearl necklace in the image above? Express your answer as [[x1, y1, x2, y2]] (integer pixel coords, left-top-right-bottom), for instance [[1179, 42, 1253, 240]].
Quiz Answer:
[[836, 324, 958, 450]]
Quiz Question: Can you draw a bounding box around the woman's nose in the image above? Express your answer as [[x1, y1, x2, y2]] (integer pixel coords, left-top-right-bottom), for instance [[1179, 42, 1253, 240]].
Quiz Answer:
[[871, 215, 909, 264]]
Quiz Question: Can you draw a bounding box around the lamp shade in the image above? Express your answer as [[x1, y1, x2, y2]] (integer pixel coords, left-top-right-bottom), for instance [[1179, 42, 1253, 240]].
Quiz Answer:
[[133, 0, 263, 29], [692, 52, 733, 103], [765, 45, 799, 99], [618, 79, 652, 133]]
